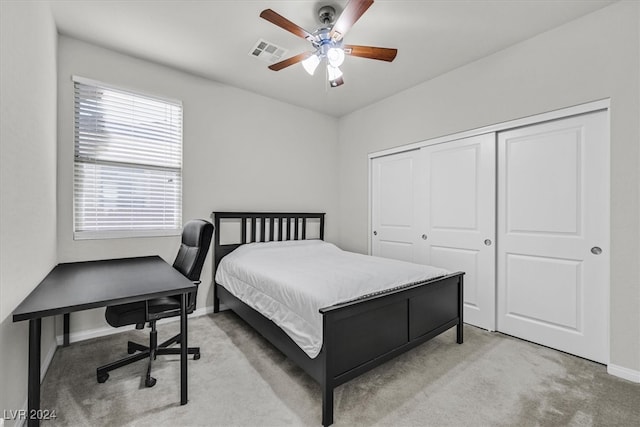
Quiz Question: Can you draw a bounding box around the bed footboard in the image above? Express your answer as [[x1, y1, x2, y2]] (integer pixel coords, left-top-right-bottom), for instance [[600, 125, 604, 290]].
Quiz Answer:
[[319, 272, 464, 426], [211, 212, 464, 427]]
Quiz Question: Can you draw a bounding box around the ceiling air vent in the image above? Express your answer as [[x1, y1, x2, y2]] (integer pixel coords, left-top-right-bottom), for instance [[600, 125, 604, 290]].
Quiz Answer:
[[249, 39, 288, 64]]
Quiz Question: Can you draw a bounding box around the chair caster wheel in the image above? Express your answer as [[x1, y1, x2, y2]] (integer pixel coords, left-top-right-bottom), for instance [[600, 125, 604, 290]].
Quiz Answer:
[[97, 372, 109, 383], [194, 353, 201, 360], [145, 377, 156, 388]]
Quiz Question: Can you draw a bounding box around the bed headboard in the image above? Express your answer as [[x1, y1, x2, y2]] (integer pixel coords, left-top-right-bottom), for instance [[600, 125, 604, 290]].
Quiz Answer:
[[210, 212, 325, 272]]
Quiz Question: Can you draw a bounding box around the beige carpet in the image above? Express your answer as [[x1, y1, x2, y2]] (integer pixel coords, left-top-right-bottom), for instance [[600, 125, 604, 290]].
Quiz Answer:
[[41, 311, 639, 426]]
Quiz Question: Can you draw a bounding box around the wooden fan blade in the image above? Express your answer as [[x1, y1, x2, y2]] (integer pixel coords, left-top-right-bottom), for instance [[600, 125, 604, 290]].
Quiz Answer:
[[268, 52, 312, 71], [260, 9, 315, 41], [344, 45, 398, 62], [329, 0, 374, 41]]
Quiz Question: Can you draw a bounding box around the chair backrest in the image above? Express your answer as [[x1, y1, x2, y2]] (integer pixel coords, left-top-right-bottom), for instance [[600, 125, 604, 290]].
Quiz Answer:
[[173, 219, 214, 282]]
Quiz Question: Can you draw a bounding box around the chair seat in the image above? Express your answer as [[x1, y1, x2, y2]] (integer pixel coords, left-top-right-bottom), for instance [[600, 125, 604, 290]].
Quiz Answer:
[[105, 296, 182, 327]]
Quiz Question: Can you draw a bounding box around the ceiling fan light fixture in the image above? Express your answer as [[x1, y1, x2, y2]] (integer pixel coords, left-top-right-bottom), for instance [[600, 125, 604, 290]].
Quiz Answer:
[[302, 54, 321, 75], [327, 64, 343, 81], [327, 47, 345, 67]]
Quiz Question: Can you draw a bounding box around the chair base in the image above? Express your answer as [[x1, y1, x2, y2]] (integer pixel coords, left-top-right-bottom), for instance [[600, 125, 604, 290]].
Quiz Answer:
[[97, 330, 200, 387]]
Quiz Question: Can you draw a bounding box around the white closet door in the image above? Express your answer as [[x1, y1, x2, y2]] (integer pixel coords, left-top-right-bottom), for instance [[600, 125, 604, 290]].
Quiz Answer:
[[371, 150, 422, 263], [497, 111, 609, 363], [419, 134, 496, 330]]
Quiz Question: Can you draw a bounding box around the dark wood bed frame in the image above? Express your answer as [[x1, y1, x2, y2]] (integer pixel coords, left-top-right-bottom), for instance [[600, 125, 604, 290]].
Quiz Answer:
[[211, 212, 464, 426]]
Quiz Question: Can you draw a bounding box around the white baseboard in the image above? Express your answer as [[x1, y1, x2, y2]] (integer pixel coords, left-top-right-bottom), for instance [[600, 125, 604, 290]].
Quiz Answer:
[[192, 305, 215, 317], [55, 305, 214, 345], [41, 338, 57, 381], [55, 322, 136, 346], [608, 363, 640, 383]]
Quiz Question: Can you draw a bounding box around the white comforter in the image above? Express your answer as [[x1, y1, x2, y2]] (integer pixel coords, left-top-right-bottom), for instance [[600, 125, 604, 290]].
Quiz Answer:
[[215, 240, 449, 358]]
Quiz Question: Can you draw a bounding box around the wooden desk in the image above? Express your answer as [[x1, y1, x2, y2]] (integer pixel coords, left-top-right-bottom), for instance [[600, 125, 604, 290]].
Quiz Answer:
[[12, 256, 196, 427]]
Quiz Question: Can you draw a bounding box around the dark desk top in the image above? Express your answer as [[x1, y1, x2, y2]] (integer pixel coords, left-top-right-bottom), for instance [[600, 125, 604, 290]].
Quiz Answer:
[[13, 256, 196, 322]]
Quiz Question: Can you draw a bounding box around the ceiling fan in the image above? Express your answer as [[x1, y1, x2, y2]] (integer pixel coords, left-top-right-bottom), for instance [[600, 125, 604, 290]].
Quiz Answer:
[[260, 0, 397, 87]]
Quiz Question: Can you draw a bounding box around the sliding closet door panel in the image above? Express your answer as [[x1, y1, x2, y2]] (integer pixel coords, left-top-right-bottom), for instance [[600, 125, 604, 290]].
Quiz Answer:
[[371, 150, 422, 263], [430, 246, 481, 312], [497, 111, 609, 363], [420, 134, 496, 330]]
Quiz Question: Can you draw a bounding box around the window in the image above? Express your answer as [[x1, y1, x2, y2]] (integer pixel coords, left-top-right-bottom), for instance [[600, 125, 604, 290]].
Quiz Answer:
[[73, 77, 183, 239]]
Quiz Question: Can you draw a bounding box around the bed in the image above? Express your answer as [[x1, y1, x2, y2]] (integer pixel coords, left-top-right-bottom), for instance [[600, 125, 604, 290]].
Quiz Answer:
[[211, 212, 464, 426]]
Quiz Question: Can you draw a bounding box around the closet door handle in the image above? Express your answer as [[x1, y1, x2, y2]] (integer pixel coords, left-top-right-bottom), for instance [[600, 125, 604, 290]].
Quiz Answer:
[[591, 246, 602, 255], [484, 239, 492, 246], [373, 230, 377, 236], [421, 234, 428, 240]]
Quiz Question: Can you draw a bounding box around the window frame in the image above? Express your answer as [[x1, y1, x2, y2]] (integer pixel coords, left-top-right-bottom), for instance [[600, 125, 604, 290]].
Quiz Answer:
[[72, 76, 183, 240]]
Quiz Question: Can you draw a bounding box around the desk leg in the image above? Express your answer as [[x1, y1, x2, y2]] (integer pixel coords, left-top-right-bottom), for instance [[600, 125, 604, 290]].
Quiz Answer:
[[63, 313, 70, 347], [28, 318, 42, 427], [180, 293, 188, 405]]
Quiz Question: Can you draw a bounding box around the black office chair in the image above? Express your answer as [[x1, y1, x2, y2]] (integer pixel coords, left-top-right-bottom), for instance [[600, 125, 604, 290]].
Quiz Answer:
[[96, 219, 214, 387]]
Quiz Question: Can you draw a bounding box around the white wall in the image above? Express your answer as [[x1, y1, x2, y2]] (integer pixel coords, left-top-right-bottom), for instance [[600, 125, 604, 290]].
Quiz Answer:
[[0, 0, 58, 422], [337, 1, 640, 373], [56, 36, 339, 336]]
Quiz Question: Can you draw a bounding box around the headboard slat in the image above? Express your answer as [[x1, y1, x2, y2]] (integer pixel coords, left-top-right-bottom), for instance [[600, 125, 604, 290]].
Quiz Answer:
[[260, 217, 266, 242], [241, 218, 247, 243], [269, 218, 275, 241], [250, 218, 256, 243]]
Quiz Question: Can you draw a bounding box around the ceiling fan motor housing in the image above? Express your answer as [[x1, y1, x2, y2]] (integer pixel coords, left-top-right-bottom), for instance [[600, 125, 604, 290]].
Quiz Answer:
[[310, 27, 343, 56]]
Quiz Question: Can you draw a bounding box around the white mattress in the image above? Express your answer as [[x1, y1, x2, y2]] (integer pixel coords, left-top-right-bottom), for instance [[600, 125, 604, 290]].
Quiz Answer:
[[215, 240, 449, 358]]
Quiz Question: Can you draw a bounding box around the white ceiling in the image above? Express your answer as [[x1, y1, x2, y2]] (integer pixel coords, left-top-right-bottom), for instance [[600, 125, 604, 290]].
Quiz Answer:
[[49, 0, 615, 117]]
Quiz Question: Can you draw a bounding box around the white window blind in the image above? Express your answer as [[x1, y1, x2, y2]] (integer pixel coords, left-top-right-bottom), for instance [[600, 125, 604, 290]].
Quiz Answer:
[[73, 77, 183, 239]]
